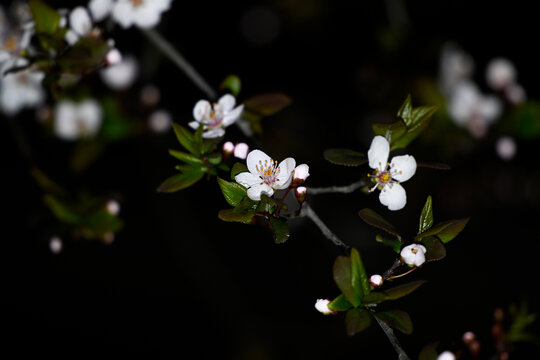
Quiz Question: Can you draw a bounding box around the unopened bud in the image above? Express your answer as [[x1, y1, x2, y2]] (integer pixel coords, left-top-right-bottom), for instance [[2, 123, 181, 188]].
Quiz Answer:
[[314, 299, 334, 315], [223, 141, 235, 157], [234, 142, 249, 160], [369, 274, 383, 287], [106, 48, 122, 66], [148, 110, 172, 133], [437, 351, 455, 360], [292, 164, 310, 186], [49, 236, 63, 254], [486, 58, 516, 91], [295, 186, 307, 204], [400, 244, 427, 267], [496, 136, 517, 161], [106, 199, 120, 215], [462, 331, 476, 345]]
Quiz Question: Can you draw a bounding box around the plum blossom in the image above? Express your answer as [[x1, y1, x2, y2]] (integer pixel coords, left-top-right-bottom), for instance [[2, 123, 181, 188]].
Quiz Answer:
[[292, 164, 310, 186], [314, 299, 334, 315], [65, 6, 94, 45], [54, 99, 103, 141], [112, 0, 172, 29], [100, 54, 138, 90], [0, 59, 45, 116], [369, 274, 383, 287], [367, 136, 416, 211], [235, 149, 295, 201], [88, 0, 114, 22], [400, 244, 427, 267], [189, 94, 244, 139]]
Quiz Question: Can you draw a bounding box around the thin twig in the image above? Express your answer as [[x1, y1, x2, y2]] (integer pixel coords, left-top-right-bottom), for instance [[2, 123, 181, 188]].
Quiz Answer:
[[301, 203, 350, 251], [374, 315, 411, 360], [141, 28, 217, 100], [307, 180, 365, 195]]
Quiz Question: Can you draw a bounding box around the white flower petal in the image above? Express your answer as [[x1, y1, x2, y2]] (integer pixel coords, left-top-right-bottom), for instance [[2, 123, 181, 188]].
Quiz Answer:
[[246, 150, 272, 175], [133, 6, 161, 28], [222, 104, 244, 127], [390, 155, 416, 183], [247, 183, 274, 201], [193, 100, 210, 122], [293, 163, 310, 181], [275, 157, 296, 188], [155, 0, 172, 11], [379, 183, 406, 211], [88, 0, 113, 22], [69, 7, 92, 36], [202, 127, 225, 139], [78, 99, 103, 136], [100, 56, 138, 90], [235, 172, 261, 188], [218, 94, 236, 112], [54, 100, 79, 140], [368, 135, 390, 171], [400, 244, 427, 267], [64, 29, 80, 45], [188, 121, 200, 130], [111, 1, 135, 28]]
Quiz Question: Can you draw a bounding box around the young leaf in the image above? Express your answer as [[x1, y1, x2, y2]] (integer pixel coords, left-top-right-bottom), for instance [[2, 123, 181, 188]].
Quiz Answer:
[[323, 148, 367, 166], [418, 342, 440, 360], [345, 308, 372, 336], [44, 195, 81, 224], [371, 120, 407, 148], [415, 217, 470, 243], [358, 208, 402, 241], [217, 177, 247, 207], [169, 150, 204, 166], [30, 0, 61, 35], [375, 234, 402, 253], [156, 169, 205, 192], [333, 256, 362, 307], [418, 196, 434, 234], [219, 74, 241, 97], [350, 248, 371, 298], [374, 309, 413, 335], [421, 236, 446, 262], [362, 291, 389, 305], [230, 162, 249, 180], [269, 217, 290, 244], [328, 294, 352, 312], [363, 281, 426, 305], [172, 123, 201, 157], [244, 93, 292, 116], [397, 94, 413, 126]]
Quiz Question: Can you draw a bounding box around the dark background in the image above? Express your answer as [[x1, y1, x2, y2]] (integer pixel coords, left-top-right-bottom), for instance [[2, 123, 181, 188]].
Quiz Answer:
[[3, 0, 540, 359]]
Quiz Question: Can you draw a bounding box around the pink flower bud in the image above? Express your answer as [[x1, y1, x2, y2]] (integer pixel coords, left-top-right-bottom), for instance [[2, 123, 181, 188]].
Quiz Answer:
[[437, 351, 455, 360], [295, 186, 307, 204], [106, 48, 122, 66], [234, 142, 249, 159], [369, 274, 383, 287], [106, 199, 120, 215], [314, 299, 334, 315], [292, 164, 309, 186]]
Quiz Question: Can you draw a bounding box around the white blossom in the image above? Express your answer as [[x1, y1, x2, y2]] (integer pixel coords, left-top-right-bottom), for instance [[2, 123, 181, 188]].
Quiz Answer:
[[147, 109, 171, 133], [314, 299, 333, 315], [235, 149, 295, 201], [65, 6, 93, 45], [0, 59, 45, 116], [54, 99, 103, 141], [106, 199, 120, 215], [496, 136, 517, 161], [100, 55, 138, 90], [112, 0, 172, 29], [189, 94, 244, 139], [400, 244, 427, 267], [486, 58, 516, 91], [88, 0, 113, 22], [367, 136, 416, 211], [437, 351, 455, 360], [439, 43, 475, 95]]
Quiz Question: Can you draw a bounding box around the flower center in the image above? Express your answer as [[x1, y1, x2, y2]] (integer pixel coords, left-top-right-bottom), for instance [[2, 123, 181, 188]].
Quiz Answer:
[[131, 0, 143, 6], [206, 104, 224, 128], [256, 159, 281, 187], [411, 248, 418, 254], [3, 36, 17, 51], [376, 171, 391, 184], [369, 162, 403, 191]]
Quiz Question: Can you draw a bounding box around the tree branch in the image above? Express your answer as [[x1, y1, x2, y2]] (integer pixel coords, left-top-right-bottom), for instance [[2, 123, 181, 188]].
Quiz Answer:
[[374, 315, 411, 360], [307, 180, 365, 195], [301, 203, 350, 250]]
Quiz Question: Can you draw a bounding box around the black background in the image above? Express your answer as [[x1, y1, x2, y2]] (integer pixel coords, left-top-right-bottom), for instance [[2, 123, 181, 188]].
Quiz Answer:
[[3, 0, 540, 359]]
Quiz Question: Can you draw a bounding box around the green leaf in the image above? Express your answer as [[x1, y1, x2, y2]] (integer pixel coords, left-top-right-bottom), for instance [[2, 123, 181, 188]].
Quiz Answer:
[[362, 291, 389, 305], [30, 0, 61, 35], [418, 342, 440, 360], [358, 208, 402, 241], [255, 194, 276, 214], [350, 248, 371, 298], [57, 37, 110, 73], [219, 74, 241, 97], [217, 177, 247, 206], [269, 217, 290, 244], [375, 234, 402, 253], [374, 309, 413, 335], [397, 94, 413, 126], [44, 195, 81, 224], [218, 197, 257, 223], [81, 209, 123, 238], [70, 140, 106, 173], [156, 169, 205, 192], [421, 236, 446, 262], [205, 152, 222, 165], [363, 280, 426, 305], [328, 294, 352, 312], [323, 148, 367, 166], [345, 308, 372, 336], [418, 196, 434, 234], [231, 162, 249, 180], [244, 93, 292, 116], [172, 123, 201, 157], [415, 217, 470, 243], [372, 120, 407, 148], [169, 150, 204, 166], [333, 256, 361, 307]]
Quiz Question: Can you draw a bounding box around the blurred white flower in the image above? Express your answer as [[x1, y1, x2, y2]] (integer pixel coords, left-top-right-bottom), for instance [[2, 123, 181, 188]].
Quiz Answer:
[[189, 94, 244, 139], [65, 6, 93, 45], [100, 55, 138, 90], [106, 199, 121, 215], [147, 109, 172, 133], [314, 299, 334, 315], [0, 59, 45, 116], [49, 236, 63, 254], [400, 244, 427, 267], [112, 0, 172, 29], [105, 47, 122, 65], [496, 136, 517, 161], [222, 141, 235, 155], [504, 82, 526, 104], [370, 274, 383, 287], [439, 43, 475, 95], [139, 84, 160, 106], [0, 5, 33, 64], [233, 142, 249, 160], [54, 99, 103, 141], [367, 136, 416, 211], [437, 351, 455, 360], [88, 0, 113, 22], [235, 149, 295, 201], [486, 58, 516, 91]]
